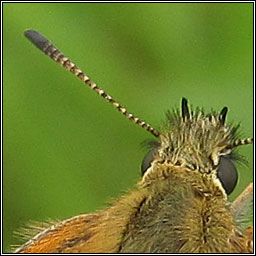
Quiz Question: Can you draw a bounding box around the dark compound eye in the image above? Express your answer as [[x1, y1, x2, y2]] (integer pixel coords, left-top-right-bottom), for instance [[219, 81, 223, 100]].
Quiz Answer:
[[141, 149, 157, 176], [217, 156, 238, 195]]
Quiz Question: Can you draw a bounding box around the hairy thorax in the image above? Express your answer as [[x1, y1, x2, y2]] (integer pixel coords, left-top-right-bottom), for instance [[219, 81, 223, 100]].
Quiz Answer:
[[119, 172, 243, 253]]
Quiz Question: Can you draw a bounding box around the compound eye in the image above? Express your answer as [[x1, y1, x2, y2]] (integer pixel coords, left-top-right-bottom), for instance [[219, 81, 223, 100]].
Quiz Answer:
[[141, 149, 157, 176], [217, 156, 238, 195]]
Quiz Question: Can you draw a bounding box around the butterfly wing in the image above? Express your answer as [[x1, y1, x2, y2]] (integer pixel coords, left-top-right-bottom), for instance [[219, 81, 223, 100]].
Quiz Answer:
[[13, 189, 148, 253], [231, 183, 253, 253]]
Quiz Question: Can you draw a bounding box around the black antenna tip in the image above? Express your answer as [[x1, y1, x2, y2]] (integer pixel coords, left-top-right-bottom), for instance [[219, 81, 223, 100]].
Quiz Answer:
[[181, 97, 190, 119], [219, 106, 228, 125], [24, 29, 50, 52]]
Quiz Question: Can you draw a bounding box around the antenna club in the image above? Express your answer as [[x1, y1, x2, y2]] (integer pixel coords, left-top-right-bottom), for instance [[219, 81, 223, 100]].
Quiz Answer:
[[24, 30, 50, 52]]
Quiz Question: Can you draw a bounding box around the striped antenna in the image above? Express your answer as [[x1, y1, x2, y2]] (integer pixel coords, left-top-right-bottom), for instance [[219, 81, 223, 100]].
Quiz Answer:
[[24, 30, 160, 137], [229, 138, 253, 148]]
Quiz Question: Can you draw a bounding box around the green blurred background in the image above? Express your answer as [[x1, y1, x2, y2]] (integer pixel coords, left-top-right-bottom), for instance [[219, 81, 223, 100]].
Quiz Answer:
[[3, 3, 253, 252]]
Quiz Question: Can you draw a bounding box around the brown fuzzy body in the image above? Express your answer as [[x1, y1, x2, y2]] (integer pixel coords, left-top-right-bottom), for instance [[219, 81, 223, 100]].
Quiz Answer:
[[120, 172, 251, 253]]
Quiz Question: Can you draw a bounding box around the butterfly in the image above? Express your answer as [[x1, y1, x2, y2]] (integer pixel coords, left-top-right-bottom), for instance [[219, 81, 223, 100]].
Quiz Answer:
[[12, 30, 253, 253]]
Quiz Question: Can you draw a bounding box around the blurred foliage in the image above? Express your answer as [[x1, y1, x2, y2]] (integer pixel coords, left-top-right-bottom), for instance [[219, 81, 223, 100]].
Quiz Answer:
[[3, 3, 253, 252]]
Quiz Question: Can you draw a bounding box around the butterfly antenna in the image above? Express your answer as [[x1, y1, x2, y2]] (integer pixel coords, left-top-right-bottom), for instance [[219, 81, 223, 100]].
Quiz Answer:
[[229, 137, 253, 148], [24, 30, 160, 137]]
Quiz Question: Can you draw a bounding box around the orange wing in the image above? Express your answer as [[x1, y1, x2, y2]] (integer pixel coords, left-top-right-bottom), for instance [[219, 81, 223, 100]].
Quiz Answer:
[[13, 189, 149, 253], [14, 214, 114, 253]]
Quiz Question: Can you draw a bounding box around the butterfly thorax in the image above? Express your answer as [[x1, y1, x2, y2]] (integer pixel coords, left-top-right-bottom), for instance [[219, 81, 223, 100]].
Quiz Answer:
[[119, 172, 244, 253]]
